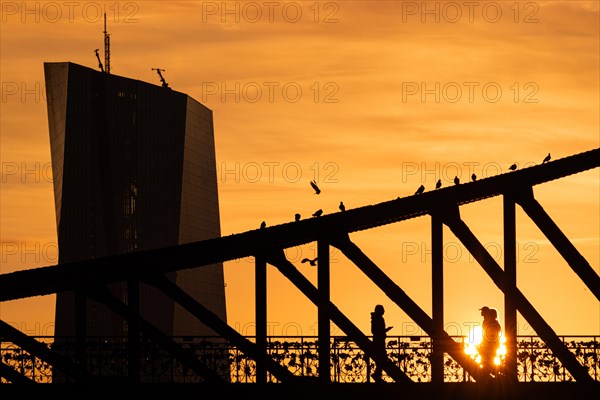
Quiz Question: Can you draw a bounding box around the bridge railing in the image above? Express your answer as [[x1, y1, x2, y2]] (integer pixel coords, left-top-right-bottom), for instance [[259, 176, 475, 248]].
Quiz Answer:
[[1, 335, 598, 383]]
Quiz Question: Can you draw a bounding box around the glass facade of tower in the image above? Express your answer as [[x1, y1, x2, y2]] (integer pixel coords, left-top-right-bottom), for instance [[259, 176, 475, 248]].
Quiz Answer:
[[44, 62, 227, 341]]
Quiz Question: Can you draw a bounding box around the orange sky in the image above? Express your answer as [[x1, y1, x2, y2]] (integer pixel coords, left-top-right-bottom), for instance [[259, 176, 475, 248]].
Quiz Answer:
[[1, 1, 599, 339]]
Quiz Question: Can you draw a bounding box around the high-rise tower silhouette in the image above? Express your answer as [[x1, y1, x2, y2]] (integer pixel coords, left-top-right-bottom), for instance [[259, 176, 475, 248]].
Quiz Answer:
[[44, 62, 227, 344]]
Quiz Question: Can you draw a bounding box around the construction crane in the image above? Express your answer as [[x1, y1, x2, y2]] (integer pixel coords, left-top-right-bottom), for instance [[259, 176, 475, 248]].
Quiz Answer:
[[94, 49, 104, 72], [151, 68, 170, 88]]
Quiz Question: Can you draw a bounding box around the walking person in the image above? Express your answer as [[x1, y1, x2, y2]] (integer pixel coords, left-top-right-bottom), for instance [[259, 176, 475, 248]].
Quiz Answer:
[[478, 306, 502, 376], [370, 304, 393, 382]]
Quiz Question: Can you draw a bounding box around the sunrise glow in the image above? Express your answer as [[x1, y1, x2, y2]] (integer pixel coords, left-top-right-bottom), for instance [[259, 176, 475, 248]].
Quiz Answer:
[[1, 0, 598, 341], [464, 326, 507, 367]]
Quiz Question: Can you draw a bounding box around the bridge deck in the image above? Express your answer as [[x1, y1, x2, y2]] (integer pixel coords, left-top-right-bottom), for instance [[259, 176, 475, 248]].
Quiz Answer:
[[1, 381, 598, 400]]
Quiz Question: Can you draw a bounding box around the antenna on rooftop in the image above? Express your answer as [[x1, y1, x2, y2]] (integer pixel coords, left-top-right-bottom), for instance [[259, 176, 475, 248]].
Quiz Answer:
[[94, 49, 104, 72], [151, 68, 170, 88], [103, 12, 111, 74]]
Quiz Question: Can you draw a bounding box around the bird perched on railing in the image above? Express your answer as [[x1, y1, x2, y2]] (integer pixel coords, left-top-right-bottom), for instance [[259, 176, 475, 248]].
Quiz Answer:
[[295, 213, 301, 222], [260, 221, 266, 229], [509, 164, 517, 171], [339, 201, 346, 212], [435, 179, 442, 189], [313, 209, 323, 217], [415, 184, 425, 195], [471, 173, 477, 182], [543, 153, 551, 163], [454, 176, 460, 185]]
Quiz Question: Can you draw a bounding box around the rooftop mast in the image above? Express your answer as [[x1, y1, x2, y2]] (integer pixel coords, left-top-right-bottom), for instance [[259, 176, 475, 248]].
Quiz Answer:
[[103, 12, 110, 74]]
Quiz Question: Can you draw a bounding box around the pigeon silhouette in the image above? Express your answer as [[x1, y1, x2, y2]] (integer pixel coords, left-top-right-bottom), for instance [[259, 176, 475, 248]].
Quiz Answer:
[[295, 213, 301, 222], [454, 176, 460, 185], [543, 153, 551, 163], [301, 257, 318, 266], [313, 209, 323, 217], [509, 164, 517, 171], [260, 221, 266, 229], [415, 184, 425, 195], [435, 179, 442, 189], [310, 180, 321, 194], [339, 201, 346, 212], [471, 173, 477, 181]]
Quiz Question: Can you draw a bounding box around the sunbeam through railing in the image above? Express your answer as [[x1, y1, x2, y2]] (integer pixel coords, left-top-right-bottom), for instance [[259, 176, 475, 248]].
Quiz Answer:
[[1, 335, 598, 383]]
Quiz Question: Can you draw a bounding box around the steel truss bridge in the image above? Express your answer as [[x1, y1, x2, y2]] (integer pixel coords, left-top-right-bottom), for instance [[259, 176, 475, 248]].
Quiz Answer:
[[1, 148, 599, 399]]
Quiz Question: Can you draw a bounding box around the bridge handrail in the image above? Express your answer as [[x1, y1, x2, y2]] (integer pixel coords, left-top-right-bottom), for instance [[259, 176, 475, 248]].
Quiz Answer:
[[1, 334, 598, 383]]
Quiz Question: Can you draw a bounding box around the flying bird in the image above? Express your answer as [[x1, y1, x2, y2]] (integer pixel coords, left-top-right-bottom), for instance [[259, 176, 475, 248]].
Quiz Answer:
[[454, 176, 460, 185], [508, 164, 517, 171], [260, 221, 266, 229], [295, 213, 301, 222], [415, 185, 425, 195], [339, 201, 346, 212], [301, 257, 318, 266], [435, 179, 442, 189], [310, 180, 321, 194], [543, 153, 551, 163], [471, 173, 477, 182], [313, 209, 323, 217]]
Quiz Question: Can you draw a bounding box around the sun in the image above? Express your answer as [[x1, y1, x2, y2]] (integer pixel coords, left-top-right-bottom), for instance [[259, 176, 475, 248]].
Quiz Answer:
[[463, 326, 506, 366]]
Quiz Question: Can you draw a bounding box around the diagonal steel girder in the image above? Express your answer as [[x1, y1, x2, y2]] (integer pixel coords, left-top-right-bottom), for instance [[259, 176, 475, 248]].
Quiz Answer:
[[0, 319, 94, 383], [264, 250, 414, 383], [0, 360, 36, 384], [514, 190, 600, 301], [142, 273, 297, 383], [85, 285, 226, 383], [442, 209, 593, 383], [329, 234, 488, 382]]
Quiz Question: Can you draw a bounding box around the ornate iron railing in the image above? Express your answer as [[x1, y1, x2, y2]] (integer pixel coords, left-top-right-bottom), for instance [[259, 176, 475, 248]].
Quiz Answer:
[[1, 335, 598, 383]]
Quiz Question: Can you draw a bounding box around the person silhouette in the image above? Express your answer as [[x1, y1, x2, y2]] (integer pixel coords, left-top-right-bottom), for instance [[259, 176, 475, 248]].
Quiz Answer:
[[478, 306, 502, 376], [370, 304, 393, 382]]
